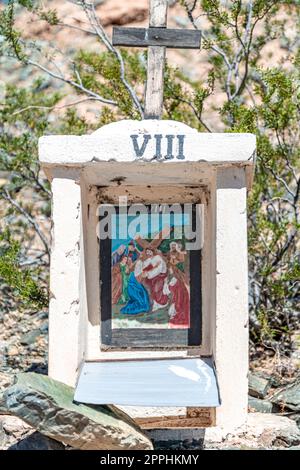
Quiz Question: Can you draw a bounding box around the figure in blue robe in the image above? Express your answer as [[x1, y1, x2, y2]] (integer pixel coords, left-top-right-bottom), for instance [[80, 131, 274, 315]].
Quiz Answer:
[[126, 240, 140, 263], [120, 272, 150, 315]]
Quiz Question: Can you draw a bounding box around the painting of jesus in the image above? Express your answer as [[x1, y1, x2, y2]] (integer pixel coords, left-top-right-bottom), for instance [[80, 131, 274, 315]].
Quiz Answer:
[[111, 212, 191, 330]]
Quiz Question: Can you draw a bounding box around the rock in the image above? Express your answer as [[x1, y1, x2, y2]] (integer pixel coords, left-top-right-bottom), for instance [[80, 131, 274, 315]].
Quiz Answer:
[[269, 375, 283, 388], [292, 413, 300, 429], [248, 396, 275, 413], [26, 362, 48, 375], [246, 413, 300, 447], [154, 438, 203, 450], [0, 371, 14, 391], [0, 374, 13, 414], [248, 372, 271, 399], [0, 422, 6, 448], [204, 413, 300, 449], [6, 345, 19, 357], [148, 429, 205, 450], [271, 381, 300, 411], [20, 329, 41, 346], [3, 373, 153, 450], [39, 322, 48, 333], [0, 342, 8, 367], [291, 333, 300, 362], [37, 311, 48, 320], [1, 415, 31, 435], [8, 432, 65, 450], [0, 415, 33, 450], [0, 394, 7, 415]]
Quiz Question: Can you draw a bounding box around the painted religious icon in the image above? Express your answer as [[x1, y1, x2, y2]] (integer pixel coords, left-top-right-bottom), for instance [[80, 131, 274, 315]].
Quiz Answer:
[[100, 205, 201, 348], [111, 215, 190, 330]]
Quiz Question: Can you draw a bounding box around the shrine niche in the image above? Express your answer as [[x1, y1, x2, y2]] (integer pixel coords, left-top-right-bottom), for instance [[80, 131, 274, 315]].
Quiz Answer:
[[99, 202, 202, 349], [39, 117, 255, 433], [36, 0, 257, 440]]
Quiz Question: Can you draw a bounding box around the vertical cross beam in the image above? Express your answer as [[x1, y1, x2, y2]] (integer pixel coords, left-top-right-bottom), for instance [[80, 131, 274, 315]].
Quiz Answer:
[[112, 0, 201, 120], [145, 0, 168, 119]]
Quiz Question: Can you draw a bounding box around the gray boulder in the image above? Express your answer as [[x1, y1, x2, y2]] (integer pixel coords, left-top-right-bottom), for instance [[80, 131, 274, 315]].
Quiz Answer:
[[0, 415, 33, 450], [271, 381, 300, 412], [248, 396, 275, 413], [205, 413, 300, 449], [20, 329, 41, 346], [2, 373, 153, 450], [0, 371, 14, 413], [0, 394, 7, 415], [8, 432, 65, 450], [248, 372, 271, 399], [247, 412, 300, 447]]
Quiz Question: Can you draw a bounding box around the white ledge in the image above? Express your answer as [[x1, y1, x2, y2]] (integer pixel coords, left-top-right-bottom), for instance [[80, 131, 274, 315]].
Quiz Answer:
[[75, 358, 220, 407], [39, 119, 256, 167]]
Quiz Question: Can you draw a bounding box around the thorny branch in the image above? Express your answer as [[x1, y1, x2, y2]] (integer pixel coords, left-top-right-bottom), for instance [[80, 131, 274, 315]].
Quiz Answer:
[[1, 188, 50, 262], [183, 1, 231, 70], [173, 95, 212, 132], [79, 0, 144, 118], [183, 0, 274, 101], [12, 97, 101, 116], [27, 59, 117, 107], [23, 1, 144, 117]]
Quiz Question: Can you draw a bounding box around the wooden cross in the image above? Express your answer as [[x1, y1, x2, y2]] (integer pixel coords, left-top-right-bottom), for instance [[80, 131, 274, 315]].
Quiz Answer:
[[112, 0, 201, 119]]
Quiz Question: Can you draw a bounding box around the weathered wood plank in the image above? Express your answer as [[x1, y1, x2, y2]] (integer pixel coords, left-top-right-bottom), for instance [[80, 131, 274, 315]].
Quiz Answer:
[[150, 0, 168, 28], [145, 0, 168, 119], [111, 0, 202, 119], [102, 328, 189, 348], [136, 407, 216, 429], [144, 45, 165, 119], [112, 27, 201, 49]]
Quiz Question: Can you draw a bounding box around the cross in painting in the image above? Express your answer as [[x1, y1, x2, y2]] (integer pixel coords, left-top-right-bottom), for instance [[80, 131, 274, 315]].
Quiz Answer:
[[112, 0, 201, 119], [100, 204, 202, 348]]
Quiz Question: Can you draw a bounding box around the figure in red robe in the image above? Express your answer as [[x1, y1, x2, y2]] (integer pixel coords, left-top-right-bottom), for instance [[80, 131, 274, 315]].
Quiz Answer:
[[142, 248, 169, 311], [163, 268, 190, 328]]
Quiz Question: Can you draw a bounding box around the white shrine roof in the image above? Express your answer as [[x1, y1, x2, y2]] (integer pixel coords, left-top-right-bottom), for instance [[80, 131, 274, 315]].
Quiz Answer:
[[39, 119, 255, 167], [39, 119, 255, 188]]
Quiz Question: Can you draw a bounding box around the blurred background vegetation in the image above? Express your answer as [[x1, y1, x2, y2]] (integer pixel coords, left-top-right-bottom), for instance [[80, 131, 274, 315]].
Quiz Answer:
[[0, 0, 299, 360]]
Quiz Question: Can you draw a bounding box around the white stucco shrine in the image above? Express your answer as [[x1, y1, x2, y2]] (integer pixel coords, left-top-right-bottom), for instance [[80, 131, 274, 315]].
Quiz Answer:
[[39, 119, 255, 435]]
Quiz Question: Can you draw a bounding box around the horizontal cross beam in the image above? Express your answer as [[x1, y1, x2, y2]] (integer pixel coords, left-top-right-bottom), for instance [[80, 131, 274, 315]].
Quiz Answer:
[[112, 27, 201, 49]]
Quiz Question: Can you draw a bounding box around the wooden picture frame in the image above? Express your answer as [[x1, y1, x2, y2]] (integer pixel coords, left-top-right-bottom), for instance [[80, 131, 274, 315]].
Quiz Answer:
[[99, 204, 202, 349]]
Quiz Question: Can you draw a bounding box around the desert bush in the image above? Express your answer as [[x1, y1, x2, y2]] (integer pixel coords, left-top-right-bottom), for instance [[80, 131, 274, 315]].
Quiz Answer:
[[0, 0, 299, 354]]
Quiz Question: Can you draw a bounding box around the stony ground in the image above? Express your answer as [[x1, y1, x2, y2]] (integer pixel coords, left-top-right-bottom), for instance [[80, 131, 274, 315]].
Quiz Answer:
[[0, 305, 299, 450], [0, 308, 48, 379]]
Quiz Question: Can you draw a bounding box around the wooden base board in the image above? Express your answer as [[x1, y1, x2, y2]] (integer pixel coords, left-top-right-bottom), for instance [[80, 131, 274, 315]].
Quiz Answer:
[[136, 407, 216, 429]]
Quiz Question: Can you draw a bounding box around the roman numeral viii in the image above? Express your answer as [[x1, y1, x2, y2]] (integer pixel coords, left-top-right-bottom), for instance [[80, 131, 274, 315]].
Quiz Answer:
[[130, 134, 185, 160]]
